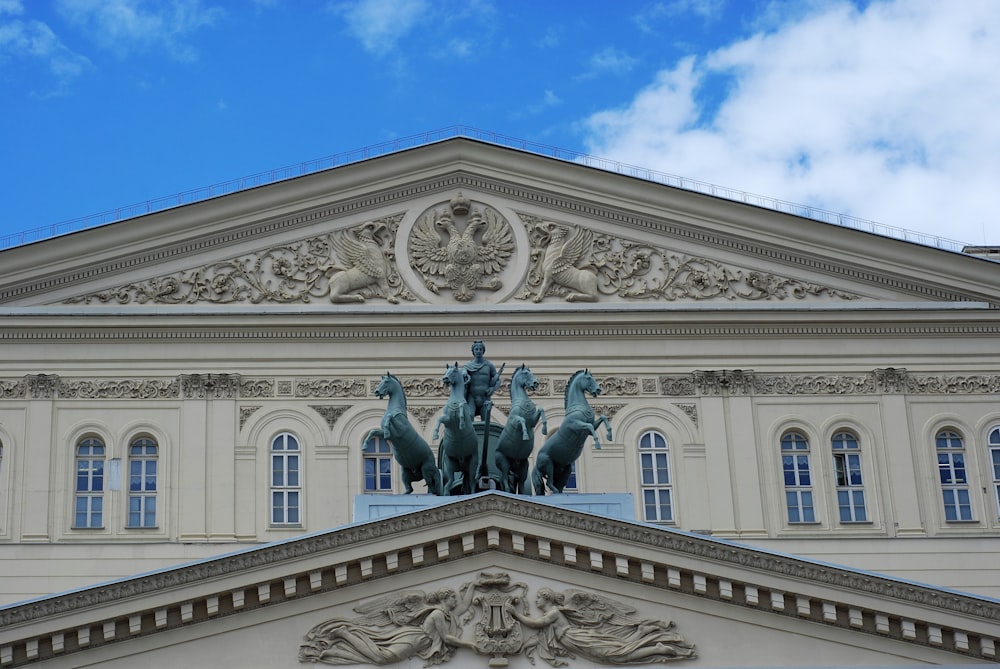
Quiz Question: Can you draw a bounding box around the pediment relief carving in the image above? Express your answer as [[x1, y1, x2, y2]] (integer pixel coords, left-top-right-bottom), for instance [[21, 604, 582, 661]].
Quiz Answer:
[[297, 571, 696, 667], [59, 194, 863, 307]]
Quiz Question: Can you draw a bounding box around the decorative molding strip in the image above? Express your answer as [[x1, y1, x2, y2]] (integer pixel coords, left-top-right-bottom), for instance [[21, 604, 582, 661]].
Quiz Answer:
[[4, 323, 1000, 344], [0, 495, 994, 666], [4, 369, 1000, 403]]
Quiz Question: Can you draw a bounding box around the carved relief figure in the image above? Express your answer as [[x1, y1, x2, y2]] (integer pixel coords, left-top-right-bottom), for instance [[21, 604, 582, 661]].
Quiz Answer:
[[506, 588, 697, 666], [530, 222, 599, 303], [299, 585, 476, 666], [326, 221, 404, 304], [409, 194, 515, 301]]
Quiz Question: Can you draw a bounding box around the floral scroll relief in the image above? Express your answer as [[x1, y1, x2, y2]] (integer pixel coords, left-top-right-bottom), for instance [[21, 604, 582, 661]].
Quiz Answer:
[[517, 214, 862, 303], [63, 215, 413, 306], [297, 572, 696, 667]]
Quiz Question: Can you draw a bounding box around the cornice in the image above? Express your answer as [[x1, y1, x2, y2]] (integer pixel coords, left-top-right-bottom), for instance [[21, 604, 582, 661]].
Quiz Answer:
[[0, 494, 996, 666]]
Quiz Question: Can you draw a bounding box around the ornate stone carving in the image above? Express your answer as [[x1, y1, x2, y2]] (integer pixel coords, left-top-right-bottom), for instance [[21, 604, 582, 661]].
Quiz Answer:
[[296, 378, 367, 398], [517, 214, 861, 303], [410, 406, 442, 429], [180, 373, 240, 399], [309, 405, 348, 430], [57, 378, 180, 399], [642, 378, 658, 393], [693, 370, 754, 395], [906, 374, 1000, 394], [0, 378, 26, 399], [239, 406, 261, 429], [659, 376, 696, 396], [873, 367, 908, 393], [26, 374, 59, 399], [297, 573, 695, 667], [409, 195, 515, 301], [751, 374, 876, 395], [595, 376, 640, 395], [63, 215, 412, 306], [240, 378, 275, 398], [674, 403, 698, 427]]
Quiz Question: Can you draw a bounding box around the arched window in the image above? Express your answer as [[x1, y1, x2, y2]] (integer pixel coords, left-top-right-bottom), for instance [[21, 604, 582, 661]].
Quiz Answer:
[[127, 437, 158, 528], [936, 430, 973, 521], [989, 427, 1000, 520], [363, 435, 393, 493], [639, 430, 672, 522], [270, 433, 301, 526], [832, 431, 867, 522], [74, 437, 106, 528], [781, 431, 814, 523]]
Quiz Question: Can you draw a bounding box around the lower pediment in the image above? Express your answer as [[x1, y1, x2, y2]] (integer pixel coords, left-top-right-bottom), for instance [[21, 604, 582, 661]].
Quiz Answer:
[[1, 494, 996, 667]]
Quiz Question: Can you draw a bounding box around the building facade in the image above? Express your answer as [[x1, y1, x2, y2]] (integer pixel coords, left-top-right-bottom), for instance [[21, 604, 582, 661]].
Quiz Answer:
[[0, 137, 999, 666]]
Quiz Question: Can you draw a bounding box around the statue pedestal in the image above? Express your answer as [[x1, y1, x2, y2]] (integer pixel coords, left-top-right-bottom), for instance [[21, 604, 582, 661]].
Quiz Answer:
[[353, 491, 636, 523]]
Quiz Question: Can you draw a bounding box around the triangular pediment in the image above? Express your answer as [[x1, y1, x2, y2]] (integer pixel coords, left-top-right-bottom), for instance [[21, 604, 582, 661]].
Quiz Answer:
[[1, 494, 996, 667], [1, 138, 997, 308]]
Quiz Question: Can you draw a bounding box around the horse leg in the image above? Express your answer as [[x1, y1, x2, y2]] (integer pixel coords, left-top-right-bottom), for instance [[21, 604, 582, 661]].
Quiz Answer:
[[513, 460, 530, 495], [401, 467, 417, 494], [422, 460, 442, 496], [432, 416, 444, 442], [596, 415, 613, 441], [552, 464, 571, 493], [495, 451, 511, 493], [531, 453, 552, 496]]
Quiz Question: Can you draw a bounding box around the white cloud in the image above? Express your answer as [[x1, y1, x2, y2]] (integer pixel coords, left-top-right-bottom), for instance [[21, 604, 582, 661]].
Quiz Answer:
[[583, 0, 1000, 246], [335, 0, 429, 55], [587, 47, 638, 76], [634, 0, 725, 33], [56, 0, 223, 62], [0, 9, 91, 91]]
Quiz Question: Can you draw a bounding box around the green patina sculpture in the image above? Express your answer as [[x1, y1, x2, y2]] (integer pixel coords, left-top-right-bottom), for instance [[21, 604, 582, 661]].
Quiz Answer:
[[494, 364, 547, 494], [434, 363, 481, 495], [366, 372, 442, 495], [368, 343, 610, 497], [531, 369, 613, 495]]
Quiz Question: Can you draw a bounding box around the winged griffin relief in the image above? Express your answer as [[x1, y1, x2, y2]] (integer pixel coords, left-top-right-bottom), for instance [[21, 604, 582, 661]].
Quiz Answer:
[[516, 214, 862, 303], [298, 572, 696, 667], [64, 215, 414, 306], [408, 194, 515, 302]]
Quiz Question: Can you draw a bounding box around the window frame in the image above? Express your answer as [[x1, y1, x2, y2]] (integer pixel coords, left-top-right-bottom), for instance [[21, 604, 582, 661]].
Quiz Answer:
[[362, 434, 395, 493], [935, 429, 974, 522], [988, 426, 1000, 521], [74, 436, 106, 529], [270, 432, 302, 527], [831, 430, 868, 523], [638, 430, 672, 523], [126, 436, 158, 529], [781, 431, 816, 524]]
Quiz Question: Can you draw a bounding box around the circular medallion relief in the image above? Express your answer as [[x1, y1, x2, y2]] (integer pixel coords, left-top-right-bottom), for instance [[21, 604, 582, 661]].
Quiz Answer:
[[402, 193, 524, 304]]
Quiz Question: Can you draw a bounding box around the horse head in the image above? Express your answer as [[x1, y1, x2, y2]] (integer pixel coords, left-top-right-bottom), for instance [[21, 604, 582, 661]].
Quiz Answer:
[[374, 372, 396, 399], [442, 362, 469, 389], [512, 363, 539, 392]]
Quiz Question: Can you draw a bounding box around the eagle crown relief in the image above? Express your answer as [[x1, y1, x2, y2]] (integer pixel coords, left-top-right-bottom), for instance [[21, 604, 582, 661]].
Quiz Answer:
[[408, 193, 515, 302], [62, 193, 860, 306]]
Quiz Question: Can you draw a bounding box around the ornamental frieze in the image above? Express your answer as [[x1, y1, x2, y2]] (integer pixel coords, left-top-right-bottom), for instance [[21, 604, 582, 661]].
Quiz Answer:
[[58, 193, 864, 307], [3, 371, 1000, 401], [297, 571, 696, 667]]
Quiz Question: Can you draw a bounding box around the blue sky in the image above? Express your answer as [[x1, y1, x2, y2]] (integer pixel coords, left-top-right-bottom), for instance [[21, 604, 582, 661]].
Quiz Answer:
[[2, 0, 998, 250]]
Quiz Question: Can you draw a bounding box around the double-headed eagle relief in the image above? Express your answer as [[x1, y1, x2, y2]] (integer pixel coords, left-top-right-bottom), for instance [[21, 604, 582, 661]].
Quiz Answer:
[[298, 572, 696, 667], [408, 193, 515, 301]]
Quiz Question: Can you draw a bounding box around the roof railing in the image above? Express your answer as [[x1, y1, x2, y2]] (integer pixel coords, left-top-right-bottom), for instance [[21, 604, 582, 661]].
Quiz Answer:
[[0, 125, 971, 254]]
